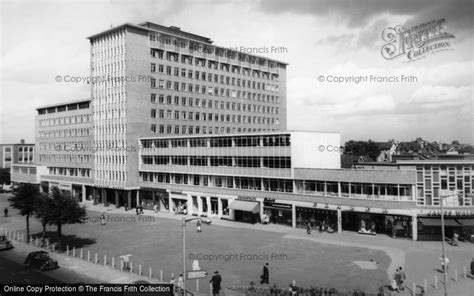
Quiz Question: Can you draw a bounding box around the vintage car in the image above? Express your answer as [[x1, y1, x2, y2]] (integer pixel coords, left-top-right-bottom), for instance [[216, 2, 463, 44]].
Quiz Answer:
[[24, 251, 59, 271], [0, 235, 13, 250]]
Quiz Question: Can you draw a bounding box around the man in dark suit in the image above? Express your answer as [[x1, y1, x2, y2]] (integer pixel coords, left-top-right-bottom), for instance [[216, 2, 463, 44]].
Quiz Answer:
[[209, 271, 222, 296], [260, 262, 269, 284]]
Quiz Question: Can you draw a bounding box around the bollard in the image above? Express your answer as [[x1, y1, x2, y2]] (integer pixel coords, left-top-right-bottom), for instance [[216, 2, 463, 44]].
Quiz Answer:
[[435, 275, 438, 289], [455, 269, 458, 282], [160, 270, 163, 281], [73, 247, 76, 258], [95, 253, 98, 264], [66, 245, 69, 256], [130, 262, 133, 273], [120, 260, 123, 271], [21, 233, 24, 242], [412, 283, 416, 296], [35, 237, 38, 247], [104, 255, 107, 266], [149, 267, 152, 279], [464, 266, 467, 279], [112, 257, 115, 268], [80, 248, 83, 259], [30, 236, 33, 244], [424, 279, 427, 294], [139, 264, 142, 276], [87, 251, 90, 262]]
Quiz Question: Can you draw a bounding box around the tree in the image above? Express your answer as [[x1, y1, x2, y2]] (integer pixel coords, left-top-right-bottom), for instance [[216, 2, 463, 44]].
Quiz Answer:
[[343, 140, 381, 160], [0, 168, 10, 188], [8, 183, 40, 239], [34, 193, 54, 246], [45, 187, 87, 249]]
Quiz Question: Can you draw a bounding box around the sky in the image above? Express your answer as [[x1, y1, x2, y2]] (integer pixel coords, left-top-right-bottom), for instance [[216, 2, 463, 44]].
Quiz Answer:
[[0, 0, 473, 145]]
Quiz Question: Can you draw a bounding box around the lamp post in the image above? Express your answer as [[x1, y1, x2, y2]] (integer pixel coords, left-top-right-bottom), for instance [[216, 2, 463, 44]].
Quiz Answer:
[[182, 217, 211, 296], [440, 194, 454, 296]]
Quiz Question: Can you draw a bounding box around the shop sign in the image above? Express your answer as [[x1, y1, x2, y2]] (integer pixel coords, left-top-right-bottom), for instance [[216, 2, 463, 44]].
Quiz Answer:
[[59, 183, 72, 191], [238, 196, 257, 201], [264, 202, 292, 210], [424, 209, 474, 217]]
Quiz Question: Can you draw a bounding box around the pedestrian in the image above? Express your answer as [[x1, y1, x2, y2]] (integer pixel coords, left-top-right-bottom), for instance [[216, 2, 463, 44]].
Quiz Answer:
[[136, 206, 139, 215], [209, 271, 222, 296], [124, 203, 128, 211], [260, 262, 269, 284], [289, 280, 298, 296], [196, 219, 202, 233], [470, 258, 474, 276], [392, 268, 400, 291], [318, 222, 322, 233], [306, 222, 311, 235], [3, 207, 8, 217], [177, 274, 184, 294], [139, 204, 144, 214], [440, 257, 449, 273], [398, 266, 406, 291], [100, 213, 106, 225], [153, 203, 158, 213]]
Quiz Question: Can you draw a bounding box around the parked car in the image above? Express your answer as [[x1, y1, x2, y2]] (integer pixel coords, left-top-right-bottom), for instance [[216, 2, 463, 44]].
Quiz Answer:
[[24, 251, 59, 271], [0, 235, 13, 250]]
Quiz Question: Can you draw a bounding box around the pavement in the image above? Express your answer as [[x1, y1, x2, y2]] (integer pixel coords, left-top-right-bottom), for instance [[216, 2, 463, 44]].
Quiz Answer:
[[1, 229, 166, 285], [1, 193, 473, 295]]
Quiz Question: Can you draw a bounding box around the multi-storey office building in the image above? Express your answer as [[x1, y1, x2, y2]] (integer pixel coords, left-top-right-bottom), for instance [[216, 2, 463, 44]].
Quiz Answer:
[[87, 22, 287, 202], [135, 131, 472, 241], [1, 140, 36, 189], [33, 99, 94, 200]]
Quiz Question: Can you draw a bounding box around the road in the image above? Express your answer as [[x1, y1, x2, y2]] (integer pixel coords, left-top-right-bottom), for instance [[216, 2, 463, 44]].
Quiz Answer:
[[0, 248, 100, 284]]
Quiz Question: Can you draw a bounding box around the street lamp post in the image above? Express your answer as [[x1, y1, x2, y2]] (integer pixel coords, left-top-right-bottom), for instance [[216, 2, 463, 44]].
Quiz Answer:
[[440, 194, 453, 296], [182, 217, 211, 296]]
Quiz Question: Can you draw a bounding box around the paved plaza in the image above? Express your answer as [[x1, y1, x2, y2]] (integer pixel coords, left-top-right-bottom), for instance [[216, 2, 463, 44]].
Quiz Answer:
[[1, 194, 473, 295]]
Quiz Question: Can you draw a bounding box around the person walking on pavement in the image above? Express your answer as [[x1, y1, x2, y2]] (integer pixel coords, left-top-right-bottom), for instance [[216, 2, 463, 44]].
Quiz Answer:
[[100, 212, 106, 225], [260, 262, 269, 284], [392, 268, 400, 291], [3, 207, 8, 217], [196, 219, 202, 233], [398, 266, 406, 291], [209, 271, 222, 296], [306, 222, 311, 235]]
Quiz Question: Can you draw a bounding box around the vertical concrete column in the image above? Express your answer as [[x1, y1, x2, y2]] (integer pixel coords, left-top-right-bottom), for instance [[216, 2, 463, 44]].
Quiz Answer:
[[187, 194, 193, 215], [259, 198, 264, 221], [127, 191, 132, 210], [337, 182, 341, 197], [115, 190, 119, 208], [102, 188, 107, 204], [206, 196, 211, 216], [217, 198, 223, 218], [291, 204, 296, 228], [82, 185, 86, 203], [337, 209, 342, 234], [197, 196, 203, 216], [412, 214, 418, 241], [152, 191, 157, 208], [136, 190, 140, 208]]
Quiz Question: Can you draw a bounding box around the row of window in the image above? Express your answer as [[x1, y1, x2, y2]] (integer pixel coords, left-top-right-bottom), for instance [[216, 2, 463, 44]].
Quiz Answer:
[[151, 64, 279, 91], [48, 167, 91, 178], [37, 102, 90, 115], [151, 110, 278, 125], [149, 48, 281, 77], [39, 114, 91, 127], [12, 166, 36, 175], [38, 128, 91, 139], [150, 124, 276, 135], [151, 94, 280, 112], [142, 156, 291, 169], [38, 154, 92, 163], [141, 135, 290, 148], [150, 79, 279, 99]]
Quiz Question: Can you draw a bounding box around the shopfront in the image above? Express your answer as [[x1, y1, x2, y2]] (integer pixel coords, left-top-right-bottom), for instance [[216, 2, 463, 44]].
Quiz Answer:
[[228, 197, 260, 223], [263, 199, 292, 226], [295, 206, 337, 231], [342, 211, 412, 238], [417, 209, 474, 241], [170, 192, 188, 214]]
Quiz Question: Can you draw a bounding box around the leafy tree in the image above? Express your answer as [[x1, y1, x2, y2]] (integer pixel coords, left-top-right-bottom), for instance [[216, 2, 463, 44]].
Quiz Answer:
[[0, 168, 10, 188], [343, 140, 381, 161], [45, 186, 87, 249], [8, 183, 40, 239], [34, 193, 54, 246]]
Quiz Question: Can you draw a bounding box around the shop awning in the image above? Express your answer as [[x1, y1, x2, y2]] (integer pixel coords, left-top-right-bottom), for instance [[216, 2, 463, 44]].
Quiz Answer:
[[228, 200, 260, 213], [457, 219, 474, 226], [419, 218, 461, 227]]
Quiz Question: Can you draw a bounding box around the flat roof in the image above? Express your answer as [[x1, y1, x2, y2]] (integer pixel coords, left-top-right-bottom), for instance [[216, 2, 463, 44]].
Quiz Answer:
[[140, 130, 340, 141], [36, 99, 91, 110], [294, 168, 416, 184], [397, 160, 474, 164], [87, 22, 289, 66]]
